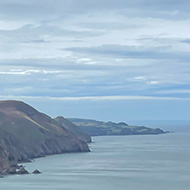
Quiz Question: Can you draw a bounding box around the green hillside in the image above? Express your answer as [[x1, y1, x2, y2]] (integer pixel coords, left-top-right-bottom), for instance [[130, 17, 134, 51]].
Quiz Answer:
[[69, 118, 165, 136]]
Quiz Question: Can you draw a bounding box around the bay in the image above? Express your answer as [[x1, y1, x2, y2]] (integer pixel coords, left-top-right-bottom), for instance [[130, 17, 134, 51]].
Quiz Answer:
[[1, 133, 190, 190]]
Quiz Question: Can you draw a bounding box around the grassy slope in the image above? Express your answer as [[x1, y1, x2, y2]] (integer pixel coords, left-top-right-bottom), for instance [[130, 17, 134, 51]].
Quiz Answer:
[[54, 116, 91, 143], [69, 118, 165, 136]]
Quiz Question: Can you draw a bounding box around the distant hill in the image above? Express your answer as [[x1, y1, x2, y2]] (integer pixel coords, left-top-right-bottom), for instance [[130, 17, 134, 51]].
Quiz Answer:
[[128, 120, 190, 132], [0, 100, 91, 175], [68, 118, 165, 136]]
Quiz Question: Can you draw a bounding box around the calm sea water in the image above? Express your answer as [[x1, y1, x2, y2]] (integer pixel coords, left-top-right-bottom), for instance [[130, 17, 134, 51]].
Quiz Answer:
[[1, 133, 190, 190]]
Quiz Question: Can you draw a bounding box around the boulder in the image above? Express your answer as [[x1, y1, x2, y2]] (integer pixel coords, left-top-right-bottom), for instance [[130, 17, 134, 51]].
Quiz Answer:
[[32, 169, 41, 174], [17, 167, 29, 174]]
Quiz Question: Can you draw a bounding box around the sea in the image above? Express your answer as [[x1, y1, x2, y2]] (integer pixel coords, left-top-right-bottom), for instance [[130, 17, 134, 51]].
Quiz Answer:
[[1, 132, 190, 190]]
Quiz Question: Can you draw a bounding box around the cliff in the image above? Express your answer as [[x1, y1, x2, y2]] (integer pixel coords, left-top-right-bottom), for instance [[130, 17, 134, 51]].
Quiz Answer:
[[0, 100, 90, 174], [0, 143, 12, 174]]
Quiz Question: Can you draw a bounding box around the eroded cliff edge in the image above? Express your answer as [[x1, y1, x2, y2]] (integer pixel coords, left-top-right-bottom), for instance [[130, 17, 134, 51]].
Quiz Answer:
[[0, 100, 91, 175]]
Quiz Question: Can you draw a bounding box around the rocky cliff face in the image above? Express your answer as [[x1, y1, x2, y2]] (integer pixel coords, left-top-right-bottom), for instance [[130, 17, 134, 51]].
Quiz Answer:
[[0, 144, 11, 174], [0, 100, 90, 174]]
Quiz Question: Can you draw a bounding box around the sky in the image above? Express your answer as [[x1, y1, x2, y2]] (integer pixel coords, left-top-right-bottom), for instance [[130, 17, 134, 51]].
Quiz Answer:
[[0, 0, 190, 122]]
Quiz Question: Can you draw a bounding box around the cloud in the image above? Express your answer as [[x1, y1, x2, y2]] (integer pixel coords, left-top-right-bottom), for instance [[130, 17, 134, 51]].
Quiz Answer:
[[181, 38, 190, 44], [0, 95, 190, 101], [65, 44, 190, 61], [147, 81, 161, 85], [0, 69, 62, 75], [156, 89, 190, 94], [1, 0, 190, 20], [0, 24, 105, 43], [0, 0, 137, 21], [77, 22, 142, 30], [134, 76, 147, 81], [0, 0, 190, 120]]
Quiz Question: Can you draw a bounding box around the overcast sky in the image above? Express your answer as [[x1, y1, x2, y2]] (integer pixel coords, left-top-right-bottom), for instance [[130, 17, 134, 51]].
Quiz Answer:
[[0, 0, 190, 122]]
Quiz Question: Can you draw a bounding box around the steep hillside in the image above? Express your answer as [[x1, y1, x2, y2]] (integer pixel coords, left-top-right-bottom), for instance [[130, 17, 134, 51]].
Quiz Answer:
[[0, 100, 90, 174], [54, 116, 91, 143], [69, 118, 165, 136]]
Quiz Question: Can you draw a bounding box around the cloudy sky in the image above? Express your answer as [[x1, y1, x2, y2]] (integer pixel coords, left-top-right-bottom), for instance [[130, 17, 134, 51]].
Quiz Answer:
[[0, 0, 190, 122]]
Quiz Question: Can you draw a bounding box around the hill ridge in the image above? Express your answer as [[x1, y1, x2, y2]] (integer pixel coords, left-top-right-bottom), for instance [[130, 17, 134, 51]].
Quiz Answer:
[[68, 118, 166, 136], [0, 100, 91, 175]]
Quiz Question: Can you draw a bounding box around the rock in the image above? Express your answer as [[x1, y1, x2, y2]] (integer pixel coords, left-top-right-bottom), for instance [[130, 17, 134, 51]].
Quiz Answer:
[[17, 165, 23, 169], [17, 167, 29, 174], [32, 169, 41, 174]]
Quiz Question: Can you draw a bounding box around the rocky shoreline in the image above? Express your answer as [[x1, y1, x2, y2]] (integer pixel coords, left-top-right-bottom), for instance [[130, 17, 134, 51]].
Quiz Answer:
[[1, 164, 41, 176]]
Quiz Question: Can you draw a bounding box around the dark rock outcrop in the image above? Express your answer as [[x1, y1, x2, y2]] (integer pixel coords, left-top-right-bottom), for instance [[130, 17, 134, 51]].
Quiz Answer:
[[32, 169, 41, 174], [17, 167, 29, 174]]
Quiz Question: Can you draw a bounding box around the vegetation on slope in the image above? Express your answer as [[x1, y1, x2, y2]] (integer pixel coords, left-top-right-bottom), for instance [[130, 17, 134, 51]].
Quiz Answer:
[[69, 118, 165, 136]]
